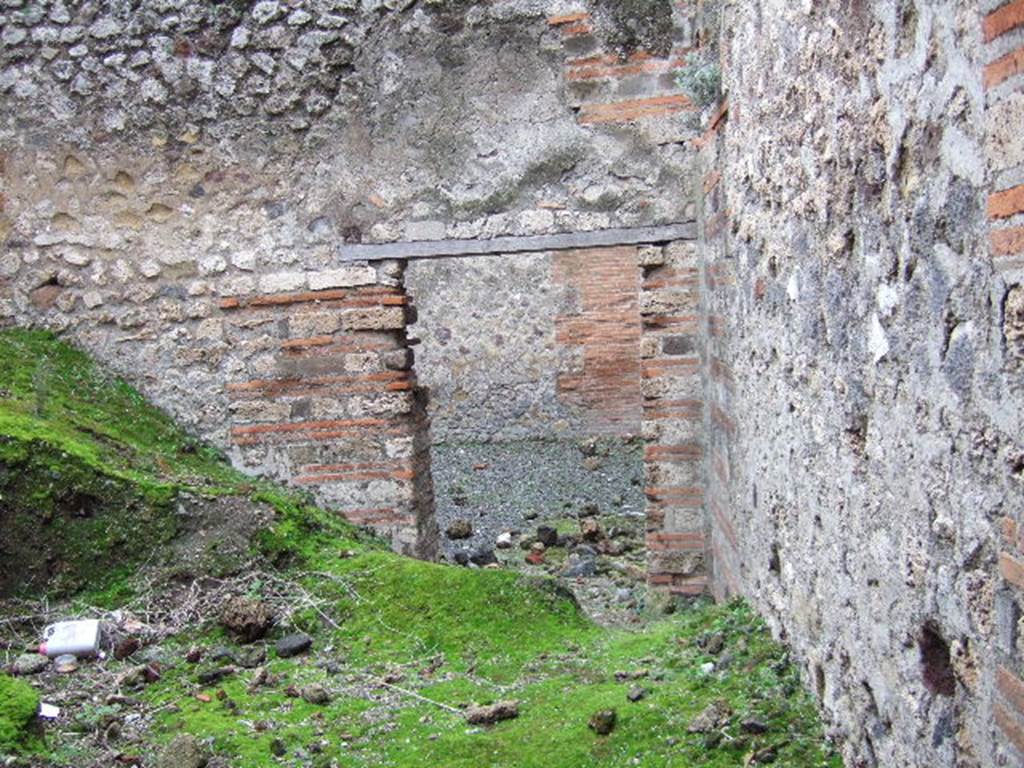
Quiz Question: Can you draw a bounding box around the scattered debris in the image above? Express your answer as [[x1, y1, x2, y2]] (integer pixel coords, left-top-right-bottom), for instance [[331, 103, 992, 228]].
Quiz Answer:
[[197, 666, 236, 685], [465, 700, 520, 725], [536, 526, 558, 548], [113, 637, 141, 660], [495, 532, 514, 549], [53, 654, 79, 674], [579, 517, 603, 543], [741, 717, 769, 734], [40, 619, 101, 657], [627, 686, 647, 702]]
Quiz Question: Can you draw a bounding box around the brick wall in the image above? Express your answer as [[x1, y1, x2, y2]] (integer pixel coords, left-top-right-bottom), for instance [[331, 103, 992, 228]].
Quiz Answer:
[[219, 262, 438, 559], [984, 0, 1024, 760], [637, 240, 706, 596], [548, 5, 695, 140], [553, 246, 643, 437]]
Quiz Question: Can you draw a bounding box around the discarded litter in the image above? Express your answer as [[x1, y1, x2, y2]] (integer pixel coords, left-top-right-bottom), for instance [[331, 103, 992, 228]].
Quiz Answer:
[[39, 619, 101, 658], [53, 654, 79, 674], [38, 703, 61, 719]]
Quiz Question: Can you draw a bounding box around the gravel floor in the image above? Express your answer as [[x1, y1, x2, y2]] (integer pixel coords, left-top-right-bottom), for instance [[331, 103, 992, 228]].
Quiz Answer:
[[430, 436, 645, 557], [429, 436, 650, 626]]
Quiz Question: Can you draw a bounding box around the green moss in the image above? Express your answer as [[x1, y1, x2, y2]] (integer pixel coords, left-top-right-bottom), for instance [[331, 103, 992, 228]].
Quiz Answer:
[[139, 599, 839, 768], [0, 674, 40, 755], [0, 329, 365, 599]]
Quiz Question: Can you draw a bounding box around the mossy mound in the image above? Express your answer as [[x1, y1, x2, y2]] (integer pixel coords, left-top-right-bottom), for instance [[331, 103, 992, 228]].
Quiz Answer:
[[0, 674, 40, 755], [0, 328, 365, 599]]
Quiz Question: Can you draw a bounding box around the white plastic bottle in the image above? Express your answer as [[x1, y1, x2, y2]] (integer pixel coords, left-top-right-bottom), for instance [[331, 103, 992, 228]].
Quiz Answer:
[[39, 619, 101, 658]]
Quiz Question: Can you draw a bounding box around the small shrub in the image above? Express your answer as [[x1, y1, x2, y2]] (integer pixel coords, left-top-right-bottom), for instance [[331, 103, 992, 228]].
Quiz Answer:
[[676, 51, 722, 109]]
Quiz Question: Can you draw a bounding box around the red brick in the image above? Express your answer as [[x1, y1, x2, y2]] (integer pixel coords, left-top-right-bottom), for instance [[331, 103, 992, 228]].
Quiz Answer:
[[646, 532, 705, 551], [693, 100, 728, 149], [985, 44, 1024, 90], [995, 703, 1024, 756], [992, 226, 1024, 257], [231, 418, 389, 436], [280, 335, 334, 350], [548, 12, 589, 26], [985, 0, 1024, 42], [227, 371, 407, 395], [579, 94, 693, 125], [998, 667, 1024, 716], [567, 52, 689, 81], [1001, 551, 1024, 589]]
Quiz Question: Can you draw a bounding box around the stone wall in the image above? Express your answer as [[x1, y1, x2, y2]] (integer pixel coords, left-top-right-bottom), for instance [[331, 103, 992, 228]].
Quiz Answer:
[[701, 1, 1024, 767], [0, 0, 702, 549], [406, 252, 576, 443], [407, 245, 645, 443]]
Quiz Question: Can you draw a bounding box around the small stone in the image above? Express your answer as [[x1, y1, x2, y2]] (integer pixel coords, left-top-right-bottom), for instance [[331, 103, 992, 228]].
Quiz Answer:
[[221, 597, 273, 643], [741, 718, 769, 735], [301, 684, 331, 705], [580, 517, 603, 543], [185, 647, 203, 664], [536, 526, 558, 548], [588, 709, 617, 735], [209, 647, 237, 664], [113, 637, 141, 661], [156, 734, 207, 768], [465, 700, 519, 725], [11, 653, 49, 676], [523, 510, 539, 521], [627, 686, 647, 702], [704, 633, 725, 655], [525, 550, 545, 565], [237, 647, 267, 669], [446, 519, 473, 540], [197, 667, 236, 685], [270, 738, 287, 757], [251, 1, 283, 24], [598, 539, 628, 556], [562, 558, 596, 578], [752, 746, 777, 764], [495, 532, 514, 549], [276, 633, 313, 658], [470, 548, 497, 566], [688, 700, 732, 733]]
